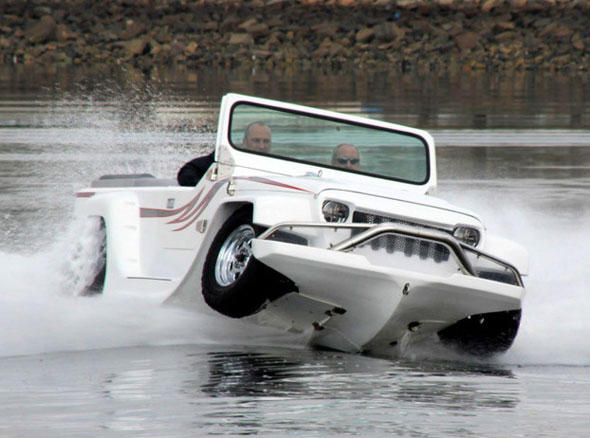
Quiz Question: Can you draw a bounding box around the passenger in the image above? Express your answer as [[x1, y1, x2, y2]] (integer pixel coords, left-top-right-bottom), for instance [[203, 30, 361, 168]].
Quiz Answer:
[[331, 143, 360, 170], [177, 121, 272, 186]]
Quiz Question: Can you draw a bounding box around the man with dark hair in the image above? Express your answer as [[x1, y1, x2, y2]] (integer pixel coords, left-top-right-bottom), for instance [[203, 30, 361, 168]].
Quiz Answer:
[[176, 150, 215, 187], [177, 122, 272, 186]]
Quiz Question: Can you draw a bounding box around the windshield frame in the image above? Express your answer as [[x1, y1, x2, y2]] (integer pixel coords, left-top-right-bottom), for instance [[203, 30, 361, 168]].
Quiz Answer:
[[226, 99, 432, 186]]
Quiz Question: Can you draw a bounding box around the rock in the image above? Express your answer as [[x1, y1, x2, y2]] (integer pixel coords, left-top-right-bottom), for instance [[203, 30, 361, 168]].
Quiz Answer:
[[152, 43, 171, 62], [121, 38, 147, 58], [374, 22, 405, 42], [169, 40, 185, 57], [524, 34, 542, 49], [228, 33, 254, 46], [313, 23, 340, 39], [252, 48, 272, 59], [266, 0, 290, 6], [455, 31, 478, 51], [494, 21, 516, 31], [55, 24, 77, 42], [220, 15, 242, 33], [264, 33, 282, 50], [238, 18, 258, 31], [397, 0, 420, 9], [244, 23, 269, 39], [404, 41, 422, 55], [313, 38, 332, 58], [510, 0, 528, 9], [329, 42, 349, 57], [551, 25, 573, 40], [33, 6, 53, 18], [355, 27, 375, 43], [495, 31, 515, 42], [98, 27, 119, 43], [572, 34, 585, 51], [149, 41, 162, 55], [552, 54, 571, 66], [203, 21, 218, 32], [26, 15, 56, 44], [120, 20, 146, 40], [185, 41, 198, 55], [481, 0, 503, 12], [154, 26, 172, 44]]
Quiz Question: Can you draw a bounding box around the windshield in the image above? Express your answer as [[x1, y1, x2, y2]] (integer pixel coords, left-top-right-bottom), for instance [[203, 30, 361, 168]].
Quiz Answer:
[[229, 102, 429, 184]]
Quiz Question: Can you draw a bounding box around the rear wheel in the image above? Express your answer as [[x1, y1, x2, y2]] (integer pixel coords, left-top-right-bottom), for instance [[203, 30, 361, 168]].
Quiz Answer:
[[72, 217, 106, 296]]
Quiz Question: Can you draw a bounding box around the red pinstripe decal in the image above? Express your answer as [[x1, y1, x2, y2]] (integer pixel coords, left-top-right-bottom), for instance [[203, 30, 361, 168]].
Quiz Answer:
[[139, 188, 204, 218], [139, 176, 312, 232], [239, 176, 313, 193]]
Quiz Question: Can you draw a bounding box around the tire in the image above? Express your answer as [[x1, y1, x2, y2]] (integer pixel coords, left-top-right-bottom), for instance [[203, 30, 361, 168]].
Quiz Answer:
[[81, 217, 107, 296], [201, 207, 296, 318], [437, 309, 522, 356]]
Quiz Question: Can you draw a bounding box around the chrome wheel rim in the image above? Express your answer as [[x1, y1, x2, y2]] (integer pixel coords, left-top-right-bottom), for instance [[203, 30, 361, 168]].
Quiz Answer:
[[214, 224, 255, 287]]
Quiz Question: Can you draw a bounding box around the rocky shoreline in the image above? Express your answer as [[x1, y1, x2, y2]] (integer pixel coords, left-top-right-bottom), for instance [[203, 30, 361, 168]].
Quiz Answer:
[[1, 0, 589, 73]]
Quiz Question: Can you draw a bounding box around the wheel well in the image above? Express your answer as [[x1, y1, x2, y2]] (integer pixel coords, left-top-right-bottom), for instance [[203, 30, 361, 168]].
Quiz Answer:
[[200, 203, 297, 318], [208, 202, 254, 235]]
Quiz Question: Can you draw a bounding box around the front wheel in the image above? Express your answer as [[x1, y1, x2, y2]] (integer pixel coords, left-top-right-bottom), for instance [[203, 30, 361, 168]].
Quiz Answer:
[[202, 207, 295, 318]]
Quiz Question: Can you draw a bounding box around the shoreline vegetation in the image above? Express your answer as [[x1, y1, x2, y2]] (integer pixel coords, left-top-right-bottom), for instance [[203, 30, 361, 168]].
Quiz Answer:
[[0, 0, 588, 75]]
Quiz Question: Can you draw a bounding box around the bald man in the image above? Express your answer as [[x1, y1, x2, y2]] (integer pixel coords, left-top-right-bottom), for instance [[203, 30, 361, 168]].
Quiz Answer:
[[242, 122, 271, 152], [331, 143, 360, 170]]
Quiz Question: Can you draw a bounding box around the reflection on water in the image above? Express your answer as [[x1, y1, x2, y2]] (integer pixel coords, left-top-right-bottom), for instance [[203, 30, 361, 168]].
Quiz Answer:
[[1, 65, 590, 130], [193, 348, 523, 436], [199, 349, 517, 405], [2, 343, 589, 437], [0, 345, 528, 437], [201, 350, 306, 397]]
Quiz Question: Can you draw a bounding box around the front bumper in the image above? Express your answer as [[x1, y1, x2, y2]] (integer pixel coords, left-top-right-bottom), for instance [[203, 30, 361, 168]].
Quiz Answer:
[[251, 222, 525, 353]]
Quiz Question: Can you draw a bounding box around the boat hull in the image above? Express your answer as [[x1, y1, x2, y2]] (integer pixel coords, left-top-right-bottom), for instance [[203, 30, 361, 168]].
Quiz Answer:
[[252, 239, 524, 355]]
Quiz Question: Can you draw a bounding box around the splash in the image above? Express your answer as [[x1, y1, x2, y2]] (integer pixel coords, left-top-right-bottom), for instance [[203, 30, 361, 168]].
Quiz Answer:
[[0, 217, 303, 358], [439, 180, 590, 366], [3, 181, 585, 363], [0, 85, 288, 358]]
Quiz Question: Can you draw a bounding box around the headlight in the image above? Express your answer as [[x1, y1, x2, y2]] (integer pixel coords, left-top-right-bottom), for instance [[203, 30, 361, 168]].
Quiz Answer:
[[453, 226, 480, 247], [322, 200, 350, 223]]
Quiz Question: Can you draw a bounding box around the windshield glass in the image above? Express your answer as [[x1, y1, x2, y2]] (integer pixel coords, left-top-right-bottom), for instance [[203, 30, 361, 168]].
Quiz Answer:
[[229, 102, 429, 184]]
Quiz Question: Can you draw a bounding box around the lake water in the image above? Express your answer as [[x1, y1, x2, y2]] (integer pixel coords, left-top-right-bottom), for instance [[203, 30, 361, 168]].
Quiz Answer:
[[0, 66, 589, 437]]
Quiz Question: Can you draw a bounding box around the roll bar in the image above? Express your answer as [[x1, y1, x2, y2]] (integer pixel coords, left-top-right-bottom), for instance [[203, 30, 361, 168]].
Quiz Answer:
[[257, 222, 523, 287]]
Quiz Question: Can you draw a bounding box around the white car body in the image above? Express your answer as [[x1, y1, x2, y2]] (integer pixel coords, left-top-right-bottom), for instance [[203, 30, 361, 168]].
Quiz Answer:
[[74, 93, 528, 356]]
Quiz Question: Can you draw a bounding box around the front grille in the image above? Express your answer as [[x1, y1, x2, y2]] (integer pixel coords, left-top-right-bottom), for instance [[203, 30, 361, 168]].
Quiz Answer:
[[352, 211, 451, 262]]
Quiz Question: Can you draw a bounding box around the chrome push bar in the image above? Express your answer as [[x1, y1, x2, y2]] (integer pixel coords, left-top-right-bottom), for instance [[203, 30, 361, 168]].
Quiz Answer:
[[257, 222, 523, 287]]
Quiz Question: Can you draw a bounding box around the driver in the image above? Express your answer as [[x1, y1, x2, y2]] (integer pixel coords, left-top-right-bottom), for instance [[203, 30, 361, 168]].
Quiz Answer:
[[242, 121, 271, 152]]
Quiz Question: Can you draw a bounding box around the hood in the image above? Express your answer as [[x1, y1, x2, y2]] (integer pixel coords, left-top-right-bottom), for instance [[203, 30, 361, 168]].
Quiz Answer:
[[252, 172, 482, 226]]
